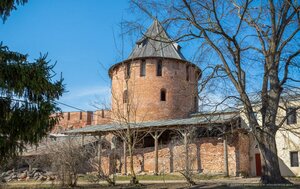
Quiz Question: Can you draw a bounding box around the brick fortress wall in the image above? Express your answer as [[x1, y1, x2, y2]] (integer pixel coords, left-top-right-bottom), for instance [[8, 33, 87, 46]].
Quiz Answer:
[[52, 110, 111, 133], [99, 132, 250, 176]]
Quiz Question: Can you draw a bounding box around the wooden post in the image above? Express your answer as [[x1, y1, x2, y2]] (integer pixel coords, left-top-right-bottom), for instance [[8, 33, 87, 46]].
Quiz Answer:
[[196, 142, 202, 173], [97, 135, 102, 172], [150, 130, 165, 175], [154, 131, 159, 175], [28, 163, 32, 172], [81, 135, 85, 146], [123, 140, 127, 175], [224, 135, 229, 177], [26, 159, 33, 172], [183, 131, 189, 173]]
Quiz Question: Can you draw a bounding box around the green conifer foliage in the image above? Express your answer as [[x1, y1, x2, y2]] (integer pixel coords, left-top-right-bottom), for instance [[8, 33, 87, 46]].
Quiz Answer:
[[0, 0, 65, 163]]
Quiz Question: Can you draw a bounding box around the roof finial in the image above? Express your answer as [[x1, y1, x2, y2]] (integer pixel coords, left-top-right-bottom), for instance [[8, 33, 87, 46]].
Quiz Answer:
[[154, 15, 158, 25]]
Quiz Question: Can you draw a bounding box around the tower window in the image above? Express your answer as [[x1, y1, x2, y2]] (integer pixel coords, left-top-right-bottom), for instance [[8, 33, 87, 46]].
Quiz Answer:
[[290, 151, 299, 167], [140, 60, 146, 77], [142, 39, 148, 46], [194, 96, 198, 112], [160, 89, 166, 101], [79, 111, 82, 120], [67, 112, 70, 120], [287, 107, 297, 125], [123, 90, 128, 103], [186, 65, 189, 81], [125, 63, 131, 78], [157, 60, 162, 76]]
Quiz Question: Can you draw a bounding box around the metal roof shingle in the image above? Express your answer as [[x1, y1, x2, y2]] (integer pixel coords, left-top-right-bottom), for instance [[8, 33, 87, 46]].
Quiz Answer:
[[64, 112, 239, 135], [128, 19, 186, 61]]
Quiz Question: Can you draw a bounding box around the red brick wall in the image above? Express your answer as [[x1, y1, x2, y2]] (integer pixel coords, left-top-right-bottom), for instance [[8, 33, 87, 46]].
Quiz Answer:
[[110, 58, 200, 122], [92, 110, 112, 125], [236, 132, 251, 175], [52, 110, 112, 133], [99, 133, 250, 176]]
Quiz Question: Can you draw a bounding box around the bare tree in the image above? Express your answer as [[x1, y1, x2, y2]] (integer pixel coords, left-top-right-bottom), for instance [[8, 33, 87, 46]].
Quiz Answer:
[[171, 127, 197, 186], [130, 0, 300, 184], [47, 137, 90, 187], [86, 139, 116, 186], [110, 64, 151, 185]]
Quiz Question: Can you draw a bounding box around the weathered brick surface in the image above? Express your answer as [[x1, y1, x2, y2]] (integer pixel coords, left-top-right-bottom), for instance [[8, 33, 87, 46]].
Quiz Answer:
[[92, 110, 112, 125], [51, 54, 251, 177], [52, 110, 111, 133], [99, 133, 250, 176], [110, 58, 200, 122], [236, 132, 251, 175]]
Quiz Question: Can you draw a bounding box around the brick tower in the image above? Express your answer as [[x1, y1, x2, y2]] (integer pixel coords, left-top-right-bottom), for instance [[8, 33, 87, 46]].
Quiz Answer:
[[109, 20, 201, 122]]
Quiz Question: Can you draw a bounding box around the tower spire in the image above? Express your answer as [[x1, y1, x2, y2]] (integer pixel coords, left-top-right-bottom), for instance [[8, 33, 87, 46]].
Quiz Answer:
[[128, 19, 186, 60]]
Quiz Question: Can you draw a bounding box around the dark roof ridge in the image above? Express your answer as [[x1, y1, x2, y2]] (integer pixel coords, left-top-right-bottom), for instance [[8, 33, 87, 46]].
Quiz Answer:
[[128, 19, 186, 61]]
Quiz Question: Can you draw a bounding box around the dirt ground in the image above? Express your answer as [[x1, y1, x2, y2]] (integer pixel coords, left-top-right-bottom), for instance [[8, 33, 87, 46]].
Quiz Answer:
[[1, 177, 300, 189]]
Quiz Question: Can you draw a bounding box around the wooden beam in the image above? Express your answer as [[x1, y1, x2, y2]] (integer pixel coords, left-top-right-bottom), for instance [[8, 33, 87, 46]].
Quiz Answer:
[[97, 135, 103, 173], [182, 131, 189, 173], [123, 140, 127, 175], [177, 128, 191, 173], [150, 130, 165, 175], [224, 135, 229, 177]]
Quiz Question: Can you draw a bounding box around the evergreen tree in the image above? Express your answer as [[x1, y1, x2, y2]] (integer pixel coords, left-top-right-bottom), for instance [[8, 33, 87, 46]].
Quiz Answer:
[[0, 0, 64, 163]]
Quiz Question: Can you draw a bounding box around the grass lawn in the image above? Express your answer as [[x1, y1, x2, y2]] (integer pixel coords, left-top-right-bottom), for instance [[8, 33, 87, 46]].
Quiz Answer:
[[113, 174, 185, 181], [79, 173, 226, 182], [1, 174, 300, 189], [2, 183, 300, 189]]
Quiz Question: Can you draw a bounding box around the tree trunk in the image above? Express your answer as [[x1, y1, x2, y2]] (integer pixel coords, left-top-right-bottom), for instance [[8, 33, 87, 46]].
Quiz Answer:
[[183, 132, 189, 173], [180, 130, 196, 186], [128, 140, 138, 184], [257, 129, 290, 184]]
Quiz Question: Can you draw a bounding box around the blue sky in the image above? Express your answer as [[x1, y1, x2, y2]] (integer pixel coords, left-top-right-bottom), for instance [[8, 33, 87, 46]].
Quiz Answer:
[[0, 0, 141, 112], [2, 1, 281, 113]]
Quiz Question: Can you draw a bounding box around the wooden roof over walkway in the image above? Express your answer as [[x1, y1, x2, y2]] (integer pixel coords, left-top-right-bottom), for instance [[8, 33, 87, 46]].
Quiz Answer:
[[63, 112, 240, 135]]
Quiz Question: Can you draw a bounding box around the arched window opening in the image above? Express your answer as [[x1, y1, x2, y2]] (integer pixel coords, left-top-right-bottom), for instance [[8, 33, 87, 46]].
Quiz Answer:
[[123, 90, 128, 103], [140, 59, 146, 77], [160, 89, 166, 101], [157, 60, 162, 76], [125, 63, 131, 79]]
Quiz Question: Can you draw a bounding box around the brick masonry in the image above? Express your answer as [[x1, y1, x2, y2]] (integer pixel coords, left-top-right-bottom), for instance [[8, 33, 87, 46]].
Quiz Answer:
[[110, 58, 200, 122], [52, 110, 111, 133], [51, 55, 251, 176], [99, 132, 250, 176]]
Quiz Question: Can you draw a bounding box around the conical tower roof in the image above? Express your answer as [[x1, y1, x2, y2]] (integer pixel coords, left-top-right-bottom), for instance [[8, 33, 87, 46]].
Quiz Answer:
[[128, 19, 186, 60]]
